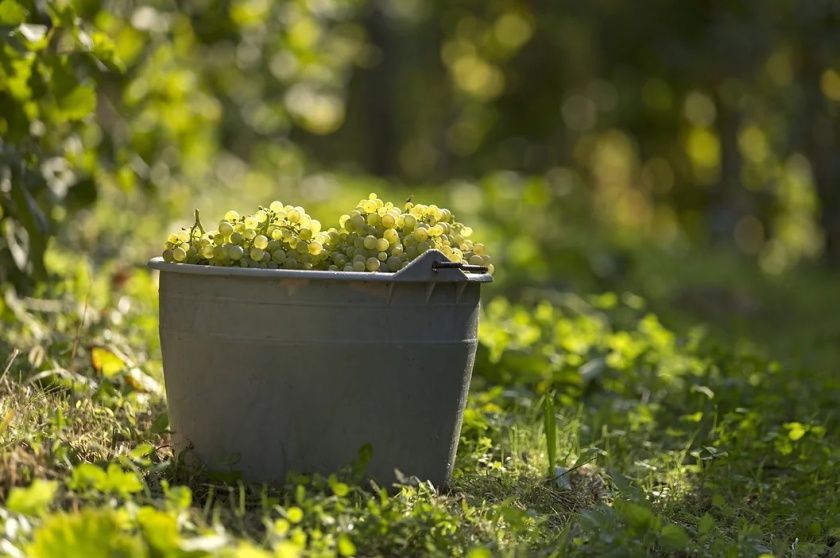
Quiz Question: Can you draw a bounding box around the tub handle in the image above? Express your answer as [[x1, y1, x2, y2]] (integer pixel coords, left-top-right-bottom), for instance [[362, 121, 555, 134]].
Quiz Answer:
[[431, 261, 489, 274]]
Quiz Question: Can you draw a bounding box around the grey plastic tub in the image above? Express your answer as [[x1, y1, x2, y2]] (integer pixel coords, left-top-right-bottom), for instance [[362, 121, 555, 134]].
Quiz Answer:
[[148, 250, 491, 487]]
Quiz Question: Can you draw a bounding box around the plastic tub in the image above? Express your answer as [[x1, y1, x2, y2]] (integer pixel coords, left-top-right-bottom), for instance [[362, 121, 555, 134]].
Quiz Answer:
[[148, 250, 492, 487]]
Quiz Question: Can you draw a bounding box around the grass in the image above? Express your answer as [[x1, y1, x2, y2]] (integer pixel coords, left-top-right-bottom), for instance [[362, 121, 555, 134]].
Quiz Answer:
[[1, 226, 839, 557]]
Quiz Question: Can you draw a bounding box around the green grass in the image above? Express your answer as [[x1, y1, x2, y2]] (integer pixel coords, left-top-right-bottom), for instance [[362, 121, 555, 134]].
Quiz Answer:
[[1, 235, 839, 557]]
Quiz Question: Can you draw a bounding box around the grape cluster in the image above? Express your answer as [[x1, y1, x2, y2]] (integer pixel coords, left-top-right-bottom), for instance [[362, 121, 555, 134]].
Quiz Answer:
[[324, 194, 493, 273], [161, 202, 330, 269], [161, 194, 493, 274]]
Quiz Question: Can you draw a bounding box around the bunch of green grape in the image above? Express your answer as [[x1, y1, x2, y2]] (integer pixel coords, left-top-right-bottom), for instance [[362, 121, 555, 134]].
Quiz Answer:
[[161, 194, 493, 273], [325, 194, 493, 273], [161, 202, 330, 269]]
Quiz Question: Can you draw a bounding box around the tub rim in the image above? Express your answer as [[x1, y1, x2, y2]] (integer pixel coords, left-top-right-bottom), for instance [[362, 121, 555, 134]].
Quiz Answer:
[[147, 250, 493, 283]]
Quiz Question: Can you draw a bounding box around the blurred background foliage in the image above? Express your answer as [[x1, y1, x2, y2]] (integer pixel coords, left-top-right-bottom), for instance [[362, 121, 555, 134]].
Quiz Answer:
[[1, 0, 839, 292]]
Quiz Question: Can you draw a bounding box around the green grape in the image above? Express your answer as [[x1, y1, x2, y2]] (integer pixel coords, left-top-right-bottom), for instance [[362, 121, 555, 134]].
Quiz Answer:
[[383, 228, 399, 244], [403, 214, 417, 230], [228, 244, 245, 260], [254, 235, 269, 249], [219, 221, 234, 236], [162, 197, 492, 274], [381, 213, 396, 229], [348, 214, 366, 231]]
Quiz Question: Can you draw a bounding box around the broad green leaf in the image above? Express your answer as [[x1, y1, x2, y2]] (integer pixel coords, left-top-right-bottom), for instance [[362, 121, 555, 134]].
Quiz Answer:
[[90, 346, 126, 377], [149, 412, 169, 434], [26, 510, 146, 558], [0, 0, 27, 25], [69, 463, 107, 491], [697, 513, 715, 536], [102, 463, 143, 496], [617, 501, 659, 534], [163, 483, 192, 511], [328, 474, 349, 497], [6, 480, 58, 517], [70, 463, 143, 497], [337, 534, 357, 557], [274, 541, 302, 558], [229, 543, 274, 557], [784, 422, 807, 441], [55, 83, 96, 122], [136, 507, 179, 553], [659, 523, 691, 551]]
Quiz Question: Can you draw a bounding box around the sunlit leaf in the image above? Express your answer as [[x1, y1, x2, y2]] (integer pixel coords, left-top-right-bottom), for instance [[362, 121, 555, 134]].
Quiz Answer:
[[136, 507, 179, 553], [0, 0, 27, 25], [785, 422, 807, 441], [337, 534, 356, 557], [26, 510, 145, 558], [90, 346, 126, 377], [125, 367, 162, 394], [69, 463, 143, 497], [6, 480, 58, 517], [55, 84, 96, 122]]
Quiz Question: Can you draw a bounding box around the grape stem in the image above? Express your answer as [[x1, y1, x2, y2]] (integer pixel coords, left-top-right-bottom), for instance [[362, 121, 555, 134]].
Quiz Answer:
[[190, 209, 205, 240]]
